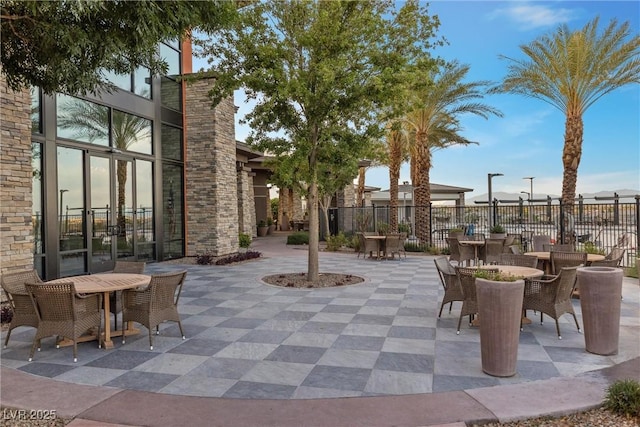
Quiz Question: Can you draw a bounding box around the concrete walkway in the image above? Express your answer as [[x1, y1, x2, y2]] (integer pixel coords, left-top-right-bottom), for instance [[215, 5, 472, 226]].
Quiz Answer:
[[1, 233, 638, 426]]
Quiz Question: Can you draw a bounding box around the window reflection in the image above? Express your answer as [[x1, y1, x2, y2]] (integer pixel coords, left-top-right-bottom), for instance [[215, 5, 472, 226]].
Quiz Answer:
[[56, 95, 109, 146], [134, 66, 151, 99], [112, 110, 152, 154], [32, 143, 43, 255], [159, 43, 180, 77], [161, 124, 183, 161], [31, 88, 41, 134], [136, 160, 155, 260], [104, 70, 132, 92], [58, 146, 87, 276], [162, 163, 183, 259]]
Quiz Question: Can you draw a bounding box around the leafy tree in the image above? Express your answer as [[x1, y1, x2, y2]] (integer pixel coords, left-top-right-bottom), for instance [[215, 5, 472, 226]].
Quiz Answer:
[[198, 0, 442, 281], [1, 0, 237, 95], [403, 61, 501, 243], [492, 17, 640, 209]]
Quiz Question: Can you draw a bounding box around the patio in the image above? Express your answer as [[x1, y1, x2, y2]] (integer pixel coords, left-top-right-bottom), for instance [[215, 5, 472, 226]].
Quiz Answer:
[[1, 234, 638, 400]]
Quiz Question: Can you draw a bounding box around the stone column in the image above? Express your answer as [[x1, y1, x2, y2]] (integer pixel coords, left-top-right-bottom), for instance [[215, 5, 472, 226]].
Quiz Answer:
[[0, 74, 34, 276], [237, 166, 255, 237], [184, 77, 238, 255]]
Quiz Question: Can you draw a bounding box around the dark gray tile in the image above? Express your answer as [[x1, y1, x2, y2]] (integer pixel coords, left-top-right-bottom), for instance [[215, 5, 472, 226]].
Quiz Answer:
[[222, 381, 296, 399], [397, 307, 430, 317], [299, 297, 335, 304], [435, 341, 482, 358], [187, 357, 257, 379], [374, 352, 434, 373], [364, 299, 402, 307], [515, 360, 560, 380], [388, 326, 436, 340], [105, 371, 179, 392], [273, 311, 317, 321], [518, 331, 540, 345], [302, 365, 371, 391], [18, 362, 75, 378], [86, 350, 158, 370], [299, 322, 347, 334], [167, 339, 231, 356], [199, 307, 243, 317], [332, 335, 385, 351], [184, 298, 226, 306], [375, 288, 405, 294], [321, 305, 361, 314], [352, 314, 394, 325], [216, 318, 266, 329], [265, 345, 326, 364], [432, 374, 499, 392], [238, 330, 292, 344]]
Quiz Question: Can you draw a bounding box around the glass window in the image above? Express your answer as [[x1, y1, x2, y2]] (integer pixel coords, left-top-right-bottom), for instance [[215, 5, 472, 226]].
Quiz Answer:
[[134, 66, 151, 99], [164, 37, 180, 50], [112, 110, 152, 155], [162, 163, 184, 259], [161, 124, 183, 161], [103, 70, 132, 92], [32, 142, 44, 255], [160, 77, 182, 112], [56, 95, 109, 146], [159, 43, 180, 77], [31, 88, 41, 134], [136, 160, 155, 260], [58, 146, 87, 276]]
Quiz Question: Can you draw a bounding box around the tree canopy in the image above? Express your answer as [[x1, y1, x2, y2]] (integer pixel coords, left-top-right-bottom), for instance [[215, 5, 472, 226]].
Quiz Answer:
[[1, 0, 237, 95], [197, 0, 443, 280]]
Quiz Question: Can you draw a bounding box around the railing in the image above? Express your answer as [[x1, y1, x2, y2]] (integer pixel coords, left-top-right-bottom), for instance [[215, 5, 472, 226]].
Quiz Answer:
[[328, 196, 640, 267]]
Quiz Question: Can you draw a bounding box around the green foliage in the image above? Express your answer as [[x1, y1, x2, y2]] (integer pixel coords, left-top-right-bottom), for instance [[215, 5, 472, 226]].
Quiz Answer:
[[238, 233, 251, 248], [287, 232, 309, 245], [266, 217, 274, 226], [473, 269, 523, 282], [325, 232, 349, 251], [377, 222, 390, 235], [216, 251, 262, 265], [603, 379, 640, 418], [1, 0, 237, 95], [258, 219, 267, 227], [490, 224, 505, 233], [624, 259, 639, 278], [582, 242, 605, 255], [404, 242, 429, 253], [270, 198, 279, 221], [398, 223, 411, 234]]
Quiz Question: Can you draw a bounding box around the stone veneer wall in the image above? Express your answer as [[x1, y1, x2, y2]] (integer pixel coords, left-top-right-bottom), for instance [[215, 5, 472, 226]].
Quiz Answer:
[[0, 74, 34, 275], [237, 167, 255, 237], [184, 77, 238, 255]]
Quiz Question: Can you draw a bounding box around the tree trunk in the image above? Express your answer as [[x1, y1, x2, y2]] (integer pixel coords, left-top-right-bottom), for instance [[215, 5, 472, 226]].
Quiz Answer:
[[357, 166, 366, 207], [319, 194, 332, 240], [414, 131, 432, 243], [388, 131, 401, 233], [308, 179, 320, 282], [561, 114, 583, 212]]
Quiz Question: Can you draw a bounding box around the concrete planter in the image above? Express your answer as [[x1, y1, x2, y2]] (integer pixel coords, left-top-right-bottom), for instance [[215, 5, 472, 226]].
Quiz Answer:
[[577, 266, 623, 355], [257, 226, 269, 237], [476, 278, 525, 377]]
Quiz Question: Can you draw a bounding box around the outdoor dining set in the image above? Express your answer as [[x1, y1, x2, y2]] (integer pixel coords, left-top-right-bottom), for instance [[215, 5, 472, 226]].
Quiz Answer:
[[1, 262, 187, 362], [356, 231, 407, 260]]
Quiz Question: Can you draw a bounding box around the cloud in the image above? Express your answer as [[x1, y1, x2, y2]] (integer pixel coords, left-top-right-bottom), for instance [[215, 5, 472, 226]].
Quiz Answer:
[[489, 3, 578, 31]]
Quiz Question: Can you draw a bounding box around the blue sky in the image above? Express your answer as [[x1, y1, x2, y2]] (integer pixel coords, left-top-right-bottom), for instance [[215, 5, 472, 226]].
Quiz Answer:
[[215, 1, 640, 200]]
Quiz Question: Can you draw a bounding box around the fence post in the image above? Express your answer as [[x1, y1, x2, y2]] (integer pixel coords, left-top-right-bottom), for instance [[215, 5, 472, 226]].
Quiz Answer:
[[636, 196, 640, 255], [613, 192, 620, 225], [429, 203, 433, 246], [558, 200, 565, 244]]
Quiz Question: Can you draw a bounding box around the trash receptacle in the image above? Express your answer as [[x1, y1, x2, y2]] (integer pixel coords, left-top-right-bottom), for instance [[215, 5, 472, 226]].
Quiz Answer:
[[577, 266, 623, 356], [466, 224, 475, 236]]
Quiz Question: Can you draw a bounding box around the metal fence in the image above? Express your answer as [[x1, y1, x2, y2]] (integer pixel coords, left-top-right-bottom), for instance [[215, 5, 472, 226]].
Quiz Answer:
[[328, 196, 640, 267]]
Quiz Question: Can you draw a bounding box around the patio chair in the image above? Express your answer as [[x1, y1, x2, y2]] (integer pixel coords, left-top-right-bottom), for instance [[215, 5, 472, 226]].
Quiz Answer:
[[499, 253, 538, 268], [454, 266, 498, 334], [522, 266, 580, 339], [532, 235, 551, 252], [434, 257, 463, 318], [603, 247, 625, 267], [503, 234, 518, 251], [446, 237, 461, 264], [385, 233, 406, 259], [109, 261, 146, 330], [1, 270, 42, 348], [480, 238, 505, 264], [508, 244, 522, 254], [550, 251, 587, 275], [357, 232, 380, 259], [25, 281, 102, 362], [121, 270, 187, 350], [455, 238, 478, 267]]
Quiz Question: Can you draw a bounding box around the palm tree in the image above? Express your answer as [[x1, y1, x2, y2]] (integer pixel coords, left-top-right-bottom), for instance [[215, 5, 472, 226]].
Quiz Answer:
[[384, 123, 410, 232], [404, 62, 502, 243], [492, 17, 640, 209]]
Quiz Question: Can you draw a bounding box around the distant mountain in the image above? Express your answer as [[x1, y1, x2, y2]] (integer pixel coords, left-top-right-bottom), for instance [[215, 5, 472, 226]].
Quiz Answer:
[[467, 189, 639, 204]]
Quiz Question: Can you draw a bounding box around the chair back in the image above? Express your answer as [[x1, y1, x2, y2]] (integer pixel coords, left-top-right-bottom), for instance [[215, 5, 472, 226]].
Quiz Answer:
[[550, 251, 587, 275], [605, 247, 625, 266], [499, 253, 538, 268], [589, 259, 620, 267], [434, 256, 455, 276], [113, 261, 146, 274], [532, 235, 551, 252], [385, 233, 402, 251], [455, 267, 478, 301], [508, 244, 522, 254], [446, 237, 461, 262], [25, 282, 77, 322], [1, 269, 43, 295], [543, 243, 574, 252], [482, 238, 505, 264], [150, 271, 187, 310], [554, 267, 579, 302]]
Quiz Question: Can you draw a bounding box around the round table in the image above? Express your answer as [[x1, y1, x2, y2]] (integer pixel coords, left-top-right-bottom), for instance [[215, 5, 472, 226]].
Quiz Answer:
[[49, 273, 150, 348], [458, 240, 485, 266], [478, 264, 544, 278], [524, 252, 605, 262]]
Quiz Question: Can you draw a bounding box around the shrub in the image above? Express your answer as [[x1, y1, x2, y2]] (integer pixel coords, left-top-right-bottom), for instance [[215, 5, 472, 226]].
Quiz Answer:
[[266, 217, 273, 226], [404, 242, 429, 253], [583, 241, 605, 255], [258, 219, 267, 227], [489, 224, 505, 234], [473, 269, 522, 282], [238, 233, 251, 248], [325, 232, 349, 251], [215, 250, 262, 265], [196, 253, 215, 265], [1, 304, 13, 324], [377, 222, 389, 235], [603, 379, 640, 418], [287, 231, 309, 245], [398, 223, 411, 234]]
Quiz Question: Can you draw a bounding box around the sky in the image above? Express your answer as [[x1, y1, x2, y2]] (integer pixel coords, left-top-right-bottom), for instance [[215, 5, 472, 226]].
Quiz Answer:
[[205, 1, 640, 201]]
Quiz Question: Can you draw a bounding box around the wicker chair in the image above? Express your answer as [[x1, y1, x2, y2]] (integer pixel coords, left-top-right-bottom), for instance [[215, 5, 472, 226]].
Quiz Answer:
[[499, 253, 538, 268], [121, 270, 187, 350], [603, 247, 625, 266], [480, 238, 506, 265], [25, 281, 102, 362], [550, 251, 587, 275], [503, 234, 518, 252], [532, 235, 551, 252], [109, 261, 146, 330], [543, 243, 574, 252], [1, 270, 43, 348], [446, 237, 461, 264], [522, 266, 580, 339], [454, 266, 498, 334], [434, 257, 463, 318], [508, 244, 522, 254], [589, 258, 620, 267], [455, 238, 478, 266], [385, 233, 406, 259], [357, 232, 381, 259]]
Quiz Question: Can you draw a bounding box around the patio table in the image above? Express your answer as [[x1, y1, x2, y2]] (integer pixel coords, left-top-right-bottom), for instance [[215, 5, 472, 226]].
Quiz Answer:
[[458, 240, 484, 266], [364, 235, 387, 260]]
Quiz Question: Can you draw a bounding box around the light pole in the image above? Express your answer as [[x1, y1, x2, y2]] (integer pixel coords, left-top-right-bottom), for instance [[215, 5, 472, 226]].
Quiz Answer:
[[523, 177, 534, 223], [59, 189, 68, 236], [487, 173, 503, 229]]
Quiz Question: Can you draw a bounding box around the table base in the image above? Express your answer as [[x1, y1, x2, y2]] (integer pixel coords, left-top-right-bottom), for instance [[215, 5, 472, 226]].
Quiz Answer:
[[57, 326, 140, 349]]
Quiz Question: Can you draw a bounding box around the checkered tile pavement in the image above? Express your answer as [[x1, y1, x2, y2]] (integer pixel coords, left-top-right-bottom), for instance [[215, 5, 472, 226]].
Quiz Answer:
[[2, 248, 638, 399]]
